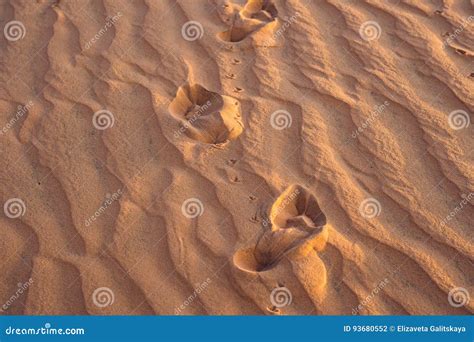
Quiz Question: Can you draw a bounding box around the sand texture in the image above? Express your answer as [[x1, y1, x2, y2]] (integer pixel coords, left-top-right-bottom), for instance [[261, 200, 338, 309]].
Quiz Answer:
[[0, 0, 473, 315]]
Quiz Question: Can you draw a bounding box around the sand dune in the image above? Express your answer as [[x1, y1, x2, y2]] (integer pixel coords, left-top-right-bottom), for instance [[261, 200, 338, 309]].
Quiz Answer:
[[0, 0, 472, 315]]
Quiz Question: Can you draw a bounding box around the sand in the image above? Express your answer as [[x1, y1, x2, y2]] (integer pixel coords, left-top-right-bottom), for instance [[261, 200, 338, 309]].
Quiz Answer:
[[0, 0, 472, 315]]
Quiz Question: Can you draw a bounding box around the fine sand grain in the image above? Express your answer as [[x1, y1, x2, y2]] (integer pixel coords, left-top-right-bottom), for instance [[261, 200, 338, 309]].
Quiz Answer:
[[0, 0, 473, 315]]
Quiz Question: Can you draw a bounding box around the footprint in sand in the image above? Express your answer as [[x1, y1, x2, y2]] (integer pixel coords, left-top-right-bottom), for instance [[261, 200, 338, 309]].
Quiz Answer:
[[233, 185, 328, 272], [169, 83, 244, 144], [218, 0, 278, 42]]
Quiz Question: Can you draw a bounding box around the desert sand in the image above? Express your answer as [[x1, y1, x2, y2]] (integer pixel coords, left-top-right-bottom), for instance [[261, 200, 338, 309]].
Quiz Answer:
[[0, 0, 472, 315]]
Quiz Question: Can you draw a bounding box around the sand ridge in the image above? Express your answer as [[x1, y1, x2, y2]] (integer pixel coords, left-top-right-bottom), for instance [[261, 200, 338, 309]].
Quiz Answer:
[[0, 0, 472, 315]]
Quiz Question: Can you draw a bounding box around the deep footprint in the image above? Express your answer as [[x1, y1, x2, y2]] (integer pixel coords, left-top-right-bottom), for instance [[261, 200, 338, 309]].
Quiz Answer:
[[270, 184, 327, 231], [233, 185, 328, 272], [169, 83, 244, 144], [218, 0, 278, 42]]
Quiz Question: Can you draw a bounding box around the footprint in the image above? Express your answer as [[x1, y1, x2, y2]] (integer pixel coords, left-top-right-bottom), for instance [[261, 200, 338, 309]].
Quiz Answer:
[[254, 228, 310, 270], [169, 83, 244, 144], [270, 184, 327, 231], [218, 0, 278, 42], [234, 185, 328, 272]]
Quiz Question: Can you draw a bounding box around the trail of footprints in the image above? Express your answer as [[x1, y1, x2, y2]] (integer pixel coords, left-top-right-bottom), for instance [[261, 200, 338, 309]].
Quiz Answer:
[[168, 0, 279, 145], [167, 0, 328, 313]]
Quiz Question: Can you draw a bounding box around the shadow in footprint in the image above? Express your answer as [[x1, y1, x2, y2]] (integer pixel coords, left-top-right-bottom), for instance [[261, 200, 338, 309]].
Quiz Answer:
[[169, 83, 244, 144], [270, 184, 327, 231], [218, 0, 278, 42], [233, 185, 328, 273]]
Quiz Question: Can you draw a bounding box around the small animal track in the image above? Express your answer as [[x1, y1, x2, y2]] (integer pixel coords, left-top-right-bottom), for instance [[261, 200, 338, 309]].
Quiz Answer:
[[233, 185, 328, 272], [168, 83, 244, 144], [218, 0, 278, 42]]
